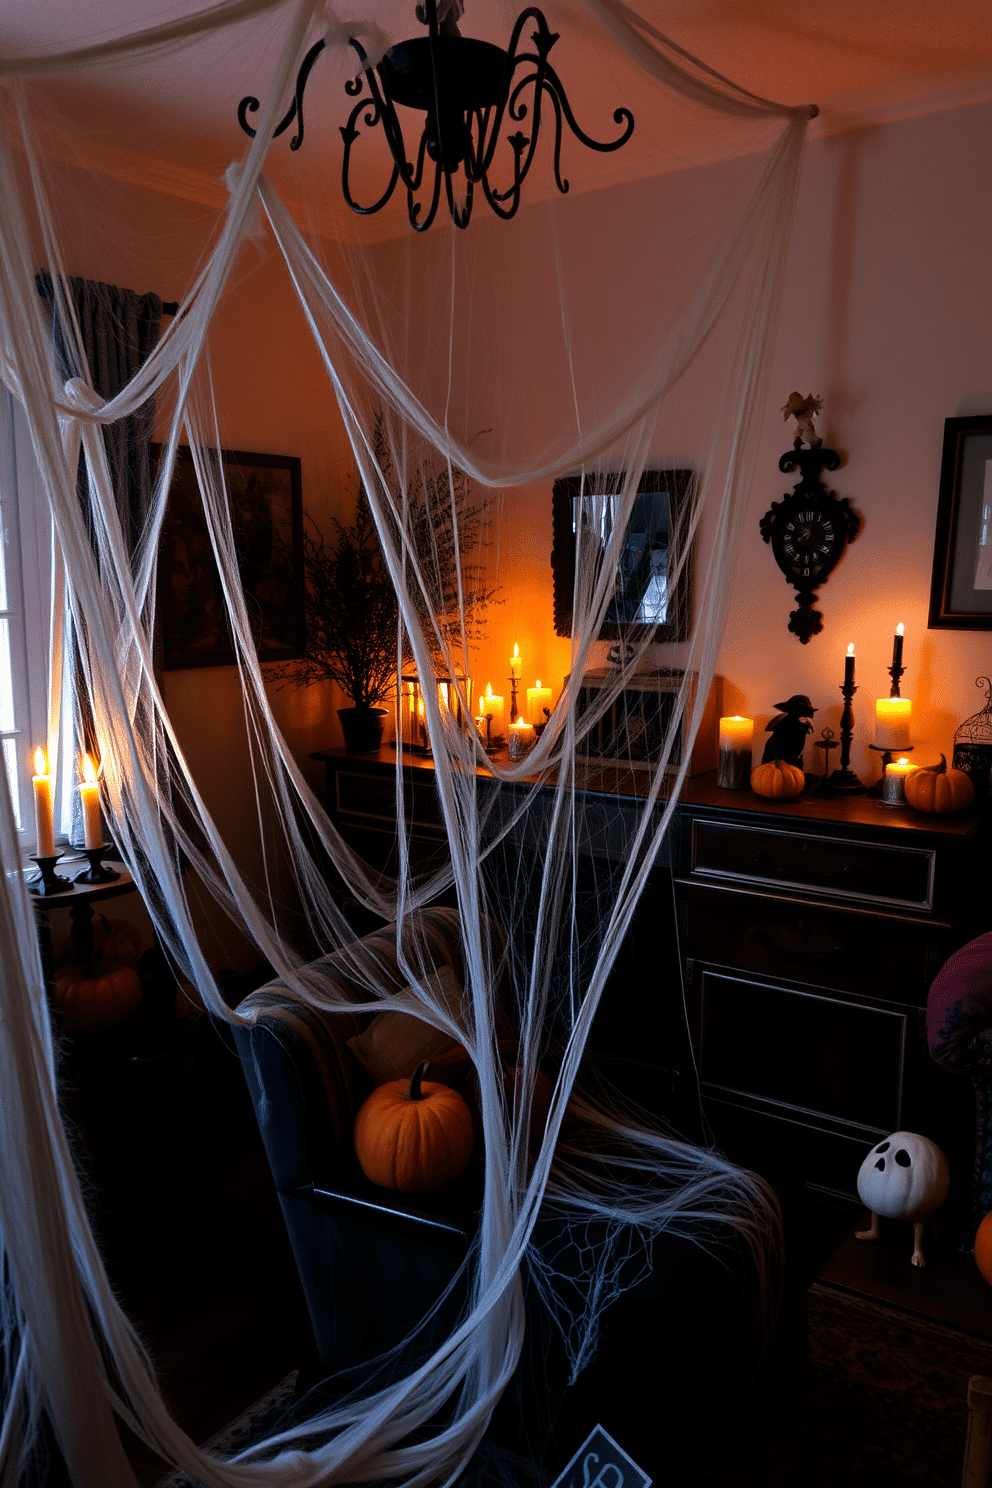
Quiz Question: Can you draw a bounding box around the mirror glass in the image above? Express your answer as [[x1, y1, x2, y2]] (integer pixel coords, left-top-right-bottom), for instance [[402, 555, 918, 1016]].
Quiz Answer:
[[551, 469, 693, 642]]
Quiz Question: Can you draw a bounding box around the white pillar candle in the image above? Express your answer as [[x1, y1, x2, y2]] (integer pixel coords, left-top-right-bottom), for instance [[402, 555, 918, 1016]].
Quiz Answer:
[[481, 683, 505, 741], [526, 680, 553, 723], [717, 716, 754, 789], [874, 697, 912, 751], [31, 746, 55, 858], [509, 719, 534, 760], [79, 753, 102, 849], [882, 757, 916, 806]]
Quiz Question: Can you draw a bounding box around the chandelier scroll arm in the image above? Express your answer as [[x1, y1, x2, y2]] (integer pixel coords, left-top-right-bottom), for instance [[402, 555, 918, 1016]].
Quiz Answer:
[[480, 132, 528, 218], [340, 99, 402, 216], [538, 57, 635, 155], [408, 156, 445, 231], [237, 37, 326, 149]]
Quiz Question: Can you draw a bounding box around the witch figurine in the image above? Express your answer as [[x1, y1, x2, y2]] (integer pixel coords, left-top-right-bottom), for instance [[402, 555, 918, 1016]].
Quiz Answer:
[[762, 695, 817, 767]]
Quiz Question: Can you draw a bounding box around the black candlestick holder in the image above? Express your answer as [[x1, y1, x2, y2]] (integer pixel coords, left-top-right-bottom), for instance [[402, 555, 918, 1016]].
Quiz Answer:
[[74, 845, 121, 884], [826, 678, 865, 795], [27, 854, 71, 896], [509, 676, 519, 724], [887, 659, 905, 698]]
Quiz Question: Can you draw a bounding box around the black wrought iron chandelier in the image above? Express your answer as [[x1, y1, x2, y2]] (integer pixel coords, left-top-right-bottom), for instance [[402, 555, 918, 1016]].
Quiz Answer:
[[238, 0, 635, 232]]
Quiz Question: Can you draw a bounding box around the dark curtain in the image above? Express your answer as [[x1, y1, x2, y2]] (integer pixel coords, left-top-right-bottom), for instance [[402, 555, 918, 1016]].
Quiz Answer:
[[36, 272, 163, 560], [36, 274, 164, 847]]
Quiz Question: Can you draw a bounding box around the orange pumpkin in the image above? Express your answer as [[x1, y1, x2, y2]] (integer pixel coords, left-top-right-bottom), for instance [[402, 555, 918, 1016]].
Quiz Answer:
[[903, 754, 975, 815], [52, 960, 142, 1031], [976, 1212, 992, 1286], [353, 1061, 475, 1193], [751, 759, 805, 800]]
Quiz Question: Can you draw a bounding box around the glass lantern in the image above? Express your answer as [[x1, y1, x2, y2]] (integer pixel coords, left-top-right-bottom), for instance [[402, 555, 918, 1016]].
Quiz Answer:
[[397, 673, 473, 755], [953, 675, 992, 801]]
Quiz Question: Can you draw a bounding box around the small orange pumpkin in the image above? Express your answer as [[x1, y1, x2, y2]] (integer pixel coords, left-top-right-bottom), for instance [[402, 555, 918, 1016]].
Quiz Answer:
[[903, 754, 975, 815], [976, 1212, 992, 1286], [52, 959, 142, 1031], [353, 1061, 475, 1193], [750, 759, 805, 800]]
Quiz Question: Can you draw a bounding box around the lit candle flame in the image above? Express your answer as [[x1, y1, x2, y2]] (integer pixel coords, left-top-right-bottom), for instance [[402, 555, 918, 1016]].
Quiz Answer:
[[536, 678, 542, 688], [846, 643, 855, 657], [32, 746, 48, 778], [897, 757, 910, 766], [896, 622, 904, 637], [512, 644, 519, 660], [486, 683, 494, 699], [81, 752, 98, 784]]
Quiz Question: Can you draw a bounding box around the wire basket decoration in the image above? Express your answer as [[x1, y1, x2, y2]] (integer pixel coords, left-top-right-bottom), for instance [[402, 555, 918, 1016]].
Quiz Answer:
[[953, 676, 992, 801]]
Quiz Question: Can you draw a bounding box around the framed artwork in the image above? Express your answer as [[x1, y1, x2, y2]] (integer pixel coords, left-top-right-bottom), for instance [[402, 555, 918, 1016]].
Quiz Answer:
[[157, 445, 304, 669], [550, 468, 695, 642], [928, 415, 992, 630]]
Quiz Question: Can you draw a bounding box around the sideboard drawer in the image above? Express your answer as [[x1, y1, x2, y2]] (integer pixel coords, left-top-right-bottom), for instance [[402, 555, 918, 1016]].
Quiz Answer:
[[698, 969, 910, 1135], [681, 883, 947, 1003], [334, 768, 442, 833], [691, 820, 934, 910]]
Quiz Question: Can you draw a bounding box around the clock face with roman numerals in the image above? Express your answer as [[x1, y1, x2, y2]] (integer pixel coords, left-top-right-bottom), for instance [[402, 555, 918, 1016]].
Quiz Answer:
[[776, 508, 840, 582], [759, 445, 860, 643]]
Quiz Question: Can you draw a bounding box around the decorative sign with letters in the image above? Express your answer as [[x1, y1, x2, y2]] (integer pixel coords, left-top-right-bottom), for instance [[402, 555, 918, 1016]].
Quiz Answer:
[[550, 1424, 651, 1488]]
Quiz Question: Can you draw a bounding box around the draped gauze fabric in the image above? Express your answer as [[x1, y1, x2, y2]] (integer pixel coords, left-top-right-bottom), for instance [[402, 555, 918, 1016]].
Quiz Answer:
[[0, 3, 813, 1484]]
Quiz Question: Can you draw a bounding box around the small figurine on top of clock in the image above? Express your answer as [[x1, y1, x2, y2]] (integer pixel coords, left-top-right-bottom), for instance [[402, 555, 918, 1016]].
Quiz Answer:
[[782, 391, 823, 449], [762, 694, 817, 768]]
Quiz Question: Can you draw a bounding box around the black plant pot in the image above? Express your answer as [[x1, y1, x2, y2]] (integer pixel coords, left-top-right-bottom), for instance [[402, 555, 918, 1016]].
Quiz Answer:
[[338, 706, 387, 754]]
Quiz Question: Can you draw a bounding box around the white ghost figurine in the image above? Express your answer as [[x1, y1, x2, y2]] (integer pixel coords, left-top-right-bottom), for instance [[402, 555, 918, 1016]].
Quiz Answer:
[[856, 1130, 950, 1267]]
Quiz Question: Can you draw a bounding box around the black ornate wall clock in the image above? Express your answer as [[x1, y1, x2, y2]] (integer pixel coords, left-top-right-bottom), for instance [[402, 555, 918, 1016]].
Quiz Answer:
[[760, 444, 861, 643]]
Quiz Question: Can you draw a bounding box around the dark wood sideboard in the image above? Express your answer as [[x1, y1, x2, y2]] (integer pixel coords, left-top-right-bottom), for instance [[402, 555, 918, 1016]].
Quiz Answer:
[[312, 749, 991, 1202]]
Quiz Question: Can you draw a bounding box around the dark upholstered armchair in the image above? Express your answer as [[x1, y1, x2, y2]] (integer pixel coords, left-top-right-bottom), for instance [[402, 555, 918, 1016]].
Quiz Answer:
[[233, 906, 769, 1478], [232, 906, 481, 1375]]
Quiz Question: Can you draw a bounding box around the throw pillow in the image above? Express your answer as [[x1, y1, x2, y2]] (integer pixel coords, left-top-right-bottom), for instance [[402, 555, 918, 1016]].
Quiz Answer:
[[347, 963, 465, 1084]]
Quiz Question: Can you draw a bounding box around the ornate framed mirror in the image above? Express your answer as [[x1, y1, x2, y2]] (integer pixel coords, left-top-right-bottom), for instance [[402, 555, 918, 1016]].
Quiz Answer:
[[550, 468, 695, 642]]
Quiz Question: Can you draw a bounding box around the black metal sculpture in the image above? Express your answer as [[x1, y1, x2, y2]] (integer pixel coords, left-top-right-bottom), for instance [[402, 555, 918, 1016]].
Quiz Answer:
[[238, 0, 635, 232]]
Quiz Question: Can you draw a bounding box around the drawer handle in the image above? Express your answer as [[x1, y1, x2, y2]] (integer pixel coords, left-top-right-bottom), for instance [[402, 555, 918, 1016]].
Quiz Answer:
[[747, 927, 846, 963], [751, 850, 856, 884]]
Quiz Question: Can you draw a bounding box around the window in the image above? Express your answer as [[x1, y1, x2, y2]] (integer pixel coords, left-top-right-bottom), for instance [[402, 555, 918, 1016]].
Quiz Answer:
[[0, 390, 72, 849]]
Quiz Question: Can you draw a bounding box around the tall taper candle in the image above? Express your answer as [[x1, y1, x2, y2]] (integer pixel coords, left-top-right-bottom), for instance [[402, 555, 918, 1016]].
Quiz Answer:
[[893, 622, 904, 671], [31, 747, 55, 858], [845, 642, 855, 688], [79, 753, 102, 850]]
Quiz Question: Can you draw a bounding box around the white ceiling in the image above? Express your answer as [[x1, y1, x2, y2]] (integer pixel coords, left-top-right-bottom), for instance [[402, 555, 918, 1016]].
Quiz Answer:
[[3, 0, 991, 239]]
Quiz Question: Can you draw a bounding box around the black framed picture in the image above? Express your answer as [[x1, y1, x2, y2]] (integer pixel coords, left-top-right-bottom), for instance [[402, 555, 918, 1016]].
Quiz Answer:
[[157, 445, 304, 669], [928, 414, 992, 630], [550, 468, 695, 642]]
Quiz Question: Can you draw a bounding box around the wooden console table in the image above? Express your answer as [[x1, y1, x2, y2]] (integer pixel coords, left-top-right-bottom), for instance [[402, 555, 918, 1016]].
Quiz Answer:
[[313, 750, 991, 1198]]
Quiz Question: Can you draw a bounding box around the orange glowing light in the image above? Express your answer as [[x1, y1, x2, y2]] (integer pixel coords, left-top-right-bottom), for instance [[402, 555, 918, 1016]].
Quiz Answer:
[[32, 746, 48, 778]]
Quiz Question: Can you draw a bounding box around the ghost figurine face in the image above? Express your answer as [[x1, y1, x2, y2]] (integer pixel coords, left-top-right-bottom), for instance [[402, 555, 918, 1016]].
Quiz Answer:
[[856, 1131, 950, 1220]]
